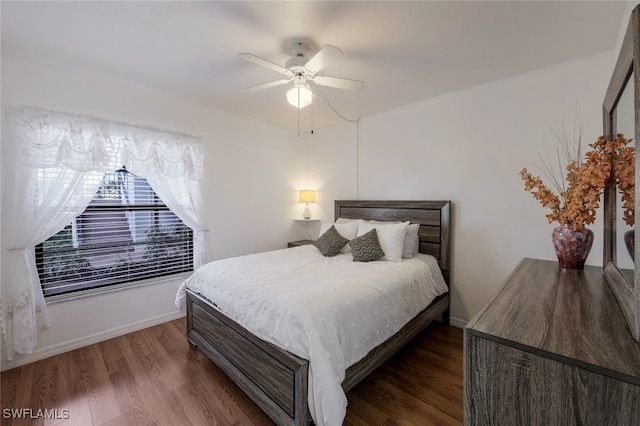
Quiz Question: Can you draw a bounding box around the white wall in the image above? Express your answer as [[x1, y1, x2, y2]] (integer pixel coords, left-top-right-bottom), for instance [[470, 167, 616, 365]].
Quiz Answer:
[[0, 56, 302, 369], [295, 123, 359, 238], [615, 1, 640, 58], [307, 50, 615, 327]]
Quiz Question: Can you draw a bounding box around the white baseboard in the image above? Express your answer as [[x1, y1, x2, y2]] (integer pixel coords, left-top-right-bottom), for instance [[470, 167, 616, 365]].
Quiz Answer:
[[449, 316, 468, 329], [1, 311, 185, 372]]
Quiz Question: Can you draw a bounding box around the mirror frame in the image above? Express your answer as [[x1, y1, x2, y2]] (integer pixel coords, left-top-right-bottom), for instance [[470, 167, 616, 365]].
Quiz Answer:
[[603, 5, 640, 342]]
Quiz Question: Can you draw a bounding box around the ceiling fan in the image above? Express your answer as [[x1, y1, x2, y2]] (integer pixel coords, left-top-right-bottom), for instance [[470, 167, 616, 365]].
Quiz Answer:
[[238, 42, 364, 109]]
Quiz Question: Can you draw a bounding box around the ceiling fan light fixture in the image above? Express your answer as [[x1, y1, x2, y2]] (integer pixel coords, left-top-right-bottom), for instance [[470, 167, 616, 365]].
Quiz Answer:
[[286, 85, 313, 109]]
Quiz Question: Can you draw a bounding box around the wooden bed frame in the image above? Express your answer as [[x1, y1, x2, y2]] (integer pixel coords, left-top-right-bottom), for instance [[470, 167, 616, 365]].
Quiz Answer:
[[185, 200, 451, 425]]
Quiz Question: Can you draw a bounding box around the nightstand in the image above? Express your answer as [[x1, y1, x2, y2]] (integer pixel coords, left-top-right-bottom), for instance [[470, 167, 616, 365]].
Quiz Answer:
[[288, 239, 313, 248]]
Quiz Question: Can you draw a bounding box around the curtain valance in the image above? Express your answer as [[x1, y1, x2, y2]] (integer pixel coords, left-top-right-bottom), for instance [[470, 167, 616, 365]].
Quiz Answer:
[[16, 107, 203, 179]]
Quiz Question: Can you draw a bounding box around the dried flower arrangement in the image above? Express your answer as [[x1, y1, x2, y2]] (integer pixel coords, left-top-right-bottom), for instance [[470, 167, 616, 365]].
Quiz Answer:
[[520, 133, 634, 231]]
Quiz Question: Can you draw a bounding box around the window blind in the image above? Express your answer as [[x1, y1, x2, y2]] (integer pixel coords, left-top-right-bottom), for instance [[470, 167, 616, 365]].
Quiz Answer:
[[36, 167, 193, 297]]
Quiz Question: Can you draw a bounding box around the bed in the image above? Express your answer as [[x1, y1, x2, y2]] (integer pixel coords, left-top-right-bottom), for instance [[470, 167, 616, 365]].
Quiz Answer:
[[176, 200, 451, 425]]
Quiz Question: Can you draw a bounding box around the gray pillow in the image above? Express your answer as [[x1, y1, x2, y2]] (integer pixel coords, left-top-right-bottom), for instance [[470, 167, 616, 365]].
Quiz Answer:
[[312, 225, 349, 257], [402, 223, 420, 258], [349, 229, 385, 262]]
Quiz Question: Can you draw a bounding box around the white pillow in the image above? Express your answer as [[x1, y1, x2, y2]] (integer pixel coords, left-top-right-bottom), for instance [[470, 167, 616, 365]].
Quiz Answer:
[[356, 221, 409, 262], [355, 219, 419, 258], [335, 217, 359, 224], [319, 220, 359, 253], [318, 223, 332, 237]]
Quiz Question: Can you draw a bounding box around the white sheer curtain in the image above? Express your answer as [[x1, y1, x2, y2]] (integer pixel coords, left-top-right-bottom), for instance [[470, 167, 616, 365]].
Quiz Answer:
[[145, 174, 208, 269], [1, 107, 206, 360]]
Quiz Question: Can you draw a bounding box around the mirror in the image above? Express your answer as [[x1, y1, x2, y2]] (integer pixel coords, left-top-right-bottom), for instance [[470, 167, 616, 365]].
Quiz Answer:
[[603, 6, 639, 341], [615, 71, 634, 276]]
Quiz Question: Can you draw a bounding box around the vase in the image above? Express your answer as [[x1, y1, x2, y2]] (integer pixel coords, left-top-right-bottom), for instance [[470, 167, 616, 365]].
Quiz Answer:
[[624, 229, 635, 260], [551, 223, 594, 269]]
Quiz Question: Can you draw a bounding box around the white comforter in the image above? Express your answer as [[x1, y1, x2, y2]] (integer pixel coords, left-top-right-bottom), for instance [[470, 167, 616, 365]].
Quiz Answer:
[[175, 245, 448, 426]]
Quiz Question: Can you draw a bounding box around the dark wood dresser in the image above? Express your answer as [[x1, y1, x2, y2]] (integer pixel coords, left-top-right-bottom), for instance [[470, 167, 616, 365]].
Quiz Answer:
[[464, 258, 640, 425]]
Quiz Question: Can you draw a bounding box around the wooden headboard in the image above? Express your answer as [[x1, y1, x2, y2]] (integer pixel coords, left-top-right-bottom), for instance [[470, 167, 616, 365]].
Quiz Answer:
[[334, 200, 451, 284]]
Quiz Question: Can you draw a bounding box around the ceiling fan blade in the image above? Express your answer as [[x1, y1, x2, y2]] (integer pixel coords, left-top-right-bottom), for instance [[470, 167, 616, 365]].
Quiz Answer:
[[304, 45, 343, 73], [312, 75, 364, 91], [244, 79, 291, 92], [238, 53, 288, 74]]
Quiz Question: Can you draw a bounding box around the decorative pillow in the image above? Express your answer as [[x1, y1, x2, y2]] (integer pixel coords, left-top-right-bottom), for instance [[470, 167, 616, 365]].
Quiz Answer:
[[319, 220, 359, 253], [356, 221, 409, 262], [402, 223, 421, 259], [349, 229, 385, 262], [312, 225, 349, 257]]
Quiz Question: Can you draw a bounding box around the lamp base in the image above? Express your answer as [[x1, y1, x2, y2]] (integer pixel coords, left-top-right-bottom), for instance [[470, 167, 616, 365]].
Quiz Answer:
[[303, 204, 311, 220]]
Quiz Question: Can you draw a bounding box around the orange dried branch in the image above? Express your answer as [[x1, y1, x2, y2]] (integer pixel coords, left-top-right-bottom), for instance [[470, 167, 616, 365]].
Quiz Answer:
[[521, 133, 634, 230]]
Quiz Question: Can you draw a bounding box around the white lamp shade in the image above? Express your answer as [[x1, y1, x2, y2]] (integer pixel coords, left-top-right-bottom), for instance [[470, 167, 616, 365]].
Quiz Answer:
[[286, 85, 313, 109], [299, 189, 316, 204]]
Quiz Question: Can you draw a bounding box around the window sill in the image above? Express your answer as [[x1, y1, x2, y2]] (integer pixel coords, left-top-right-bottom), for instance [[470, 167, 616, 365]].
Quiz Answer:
[[44, 271, 193, 304]]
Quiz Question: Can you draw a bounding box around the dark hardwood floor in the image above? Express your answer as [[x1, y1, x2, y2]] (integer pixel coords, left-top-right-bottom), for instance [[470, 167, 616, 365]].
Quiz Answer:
[[0, 318, 463, 425]]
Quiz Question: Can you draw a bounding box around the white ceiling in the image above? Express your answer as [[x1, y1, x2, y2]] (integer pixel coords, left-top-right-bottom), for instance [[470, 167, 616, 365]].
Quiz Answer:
[[1, 1, 628, 130]]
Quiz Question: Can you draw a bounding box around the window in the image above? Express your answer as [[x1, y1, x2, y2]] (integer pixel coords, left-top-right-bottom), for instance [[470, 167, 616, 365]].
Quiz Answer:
[[36, 167, 193, 297]]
